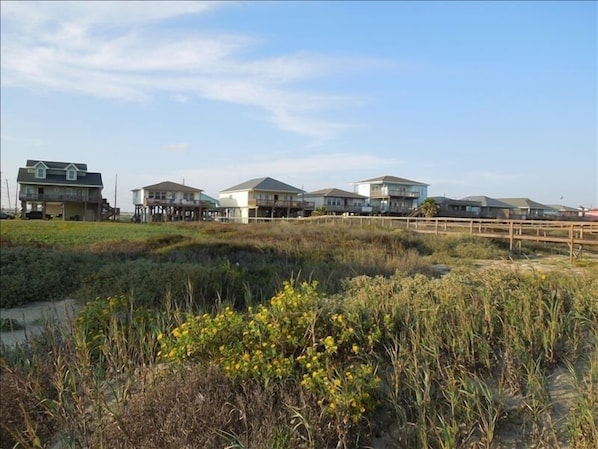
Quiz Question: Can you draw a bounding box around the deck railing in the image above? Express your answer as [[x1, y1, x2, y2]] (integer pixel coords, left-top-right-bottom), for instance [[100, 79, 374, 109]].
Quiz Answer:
[[248, 199, 315, 208], [301, 216, 598, 262], [369, 188, 420, 198], [143, 198, 212, 208], [19, 192, 101, 202]]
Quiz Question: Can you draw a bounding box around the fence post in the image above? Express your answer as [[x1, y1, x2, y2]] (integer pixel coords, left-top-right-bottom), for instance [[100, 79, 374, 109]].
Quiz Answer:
[[509, 221, 514, 252], [569, 224, 574, 263]]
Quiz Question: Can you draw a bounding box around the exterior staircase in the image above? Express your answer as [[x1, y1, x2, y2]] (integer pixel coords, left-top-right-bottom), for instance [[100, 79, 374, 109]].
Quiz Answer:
[[101, 199, 120, 221]]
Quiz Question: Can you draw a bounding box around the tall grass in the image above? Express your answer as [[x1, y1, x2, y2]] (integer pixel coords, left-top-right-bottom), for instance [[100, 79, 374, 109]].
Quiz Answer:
[[1, 223, 595, 448]]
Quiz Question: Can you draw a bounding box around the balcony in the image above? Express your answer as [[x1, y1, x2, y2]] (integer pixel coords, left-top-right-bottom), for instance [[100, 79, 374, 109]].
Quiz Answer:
[[144, 198, 211, 208], [370, 188, 420, 199], [19, 192, 101, 202], [248, 199, 315, 209]]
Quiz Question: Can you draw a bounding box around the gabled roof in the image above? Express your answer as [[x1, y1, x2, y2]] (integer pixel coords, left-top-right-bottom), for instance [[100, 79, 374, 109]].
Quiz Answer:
[[353, 175, 428, 186], [221, 177, 303, 194], [497, 198, 552, 210], [17, 168, 103, 187], [140, 181, 202, 193], [26, 160, 88, 171], [431, 196, 481, 206], [304, 188, 367, 199], [460, 196, 514, 208]]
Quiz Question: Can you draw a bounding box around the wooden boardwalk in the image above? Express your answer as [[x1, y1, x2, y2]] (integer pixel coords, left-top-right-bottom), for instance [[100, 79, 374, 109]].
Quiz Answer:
[[294, 216, 598, 262]]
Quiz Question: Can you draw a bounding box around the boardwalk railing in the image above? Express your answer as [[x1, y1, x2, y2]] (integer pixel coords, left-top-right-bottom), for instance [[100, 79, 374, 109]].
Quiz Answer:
[[244, 215, 598, 262]]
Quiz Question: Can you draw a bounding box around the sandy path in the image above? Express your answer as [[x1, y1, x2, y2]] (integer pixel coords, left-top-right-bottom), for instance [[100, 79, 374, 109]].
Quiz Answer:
[[0, 299, 82, 347]]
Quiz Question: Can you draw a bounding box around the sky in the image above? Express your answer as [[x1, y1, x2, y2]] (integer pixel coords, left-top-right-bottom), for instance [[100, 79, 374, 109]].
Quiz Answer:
[[1, 0, 596, 212]]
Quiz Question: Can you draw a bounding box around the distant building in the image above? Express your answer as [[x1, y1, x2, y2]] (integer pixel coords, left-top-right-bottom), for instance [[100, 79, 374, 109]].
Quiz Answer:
[[496, 198, 553, 220], [131, 181, 215, 222], [302, 188, 367, 216], [352, 175, 428, 215], [583, 208, 598, 221], [219, 177, 312, 223], [460, 196, 514, 219], [431, 196, 480, 218], [545, 204, 579, 220], [17, 160, 115, 221]]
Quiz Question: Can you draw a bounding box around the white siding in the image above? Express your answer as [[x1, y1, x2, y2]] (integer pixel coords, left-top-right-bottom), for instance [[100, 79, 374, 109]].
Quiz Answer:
[[219, 191, 248, 208]]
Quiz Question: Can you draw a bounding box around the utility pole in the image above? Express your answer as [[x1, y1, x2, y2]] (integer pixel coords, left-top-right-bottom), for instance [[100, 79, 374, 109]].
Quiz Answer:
[[114, 174, 118, 221], [5, 179, 11, 210]]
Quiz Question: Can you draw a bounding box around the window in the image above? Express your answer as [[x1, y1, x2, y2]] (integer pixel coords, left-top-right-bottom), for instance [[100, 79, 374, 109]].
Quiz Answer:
[[36, 167, 46, 178], [183, 192, 194, 201], [67, 170, 76, 180]]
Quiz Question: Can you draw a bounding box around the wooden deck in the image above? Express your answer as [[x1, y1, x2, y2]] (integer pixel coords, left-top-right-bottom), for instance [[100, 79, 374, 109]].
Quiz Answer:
[[265, 215, 598, 262]]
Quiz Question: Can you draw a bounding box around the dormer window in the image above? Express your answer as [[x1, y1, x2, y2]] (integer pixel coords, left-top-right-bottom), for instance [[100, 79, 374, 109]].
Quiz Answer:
[[67, 169, 77, 181], [36, 167, 46, 179]]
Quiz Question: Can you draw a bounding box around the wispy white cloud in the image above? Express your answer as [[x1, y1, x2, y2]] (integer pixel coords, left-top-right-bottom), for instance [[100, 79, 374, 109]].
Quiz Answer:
[[0, 1, 384, 143]]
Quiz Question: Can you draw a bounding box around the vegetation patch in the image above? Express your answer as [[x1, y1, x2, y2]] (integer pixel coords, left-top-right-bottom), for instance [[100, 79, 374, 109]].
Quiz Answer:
[[0, 221, 595, 449], [0, 318, 23, 332]]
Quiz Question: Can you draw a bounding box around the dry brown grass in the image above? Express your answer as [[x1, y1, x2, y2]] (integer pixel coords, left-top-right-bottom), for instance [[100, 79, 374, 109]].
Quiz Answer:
[[93, 364, 338, 449], [0, 363, 57, 449]]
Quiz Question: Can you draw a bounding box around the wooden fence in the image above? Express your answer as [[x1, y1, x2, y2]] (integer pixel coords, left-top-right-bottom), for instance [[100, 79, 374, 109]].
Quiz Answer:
[[246, 215, 598, 262]]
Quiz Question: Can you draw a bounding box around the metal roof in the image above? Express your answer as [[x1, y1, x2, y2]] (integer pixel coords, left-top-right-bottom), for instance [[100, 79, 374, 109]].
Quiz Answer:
[[353, 175, 428, 186], [304, 188, 367, 199], [17, 168, 103, 188], [221, 177, 303, 193]]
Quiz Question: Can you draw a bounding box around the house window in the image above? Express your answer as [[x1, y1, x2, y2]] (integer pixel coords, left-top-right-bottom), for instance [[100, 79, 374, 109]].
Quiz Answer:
[[148, 191, 155, 199], [36, 167, 46, 178], [183, 192, 194, 201], [67, 170, 76, 181]]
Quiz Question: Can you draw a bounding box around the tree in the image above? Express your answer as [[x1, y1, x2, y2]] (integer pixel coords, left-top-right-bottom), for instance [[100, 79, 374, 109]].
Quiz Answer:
[[311, 205, 327, 217], [420, 198, 439, 218]]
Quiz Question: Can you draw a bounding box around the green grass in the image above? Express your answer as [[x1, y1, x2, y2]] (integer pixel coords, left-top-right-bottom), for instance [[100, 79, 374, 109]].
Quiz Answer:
[[0, 219, 199, 248]]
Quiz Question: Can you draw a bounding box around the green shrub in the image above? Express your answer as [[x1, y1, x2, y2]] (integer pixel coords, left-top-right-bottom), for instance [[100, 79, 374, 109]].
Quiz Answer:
[[0, 247, 85, 307], [159, 281, 382, 438]]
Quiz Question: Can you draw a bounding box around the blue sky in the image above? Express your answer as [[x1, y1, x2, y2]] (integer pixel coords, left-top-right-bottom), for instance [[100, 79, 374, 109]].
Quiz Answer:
[[1, 1, 596, 212]]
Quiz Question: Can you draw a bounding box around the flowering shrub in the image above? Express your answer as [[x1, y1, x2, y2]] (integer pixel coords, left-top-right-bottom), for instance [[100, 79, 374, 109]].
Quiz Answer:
[[159, 281, 383, 426]]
